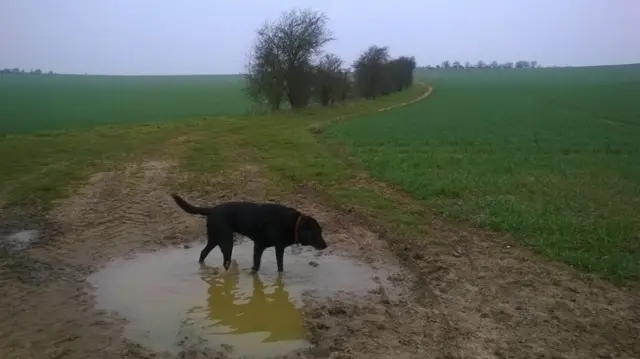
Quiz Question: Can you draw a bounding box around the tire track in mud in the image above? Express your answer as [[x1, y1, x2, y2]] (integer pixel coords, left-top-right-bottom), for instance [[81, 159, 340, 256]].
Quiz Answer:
[[52, 161, 204, 266], [286, 184, 450, 358], [0, 161, 216, 359], [330, 176, 640, 359]]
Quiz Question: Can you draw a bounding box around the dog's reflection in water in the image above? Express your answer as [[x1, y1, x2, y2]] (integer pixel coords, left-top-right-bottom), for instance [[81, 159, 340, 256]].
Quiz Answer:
[[201, 263, 305, 343]]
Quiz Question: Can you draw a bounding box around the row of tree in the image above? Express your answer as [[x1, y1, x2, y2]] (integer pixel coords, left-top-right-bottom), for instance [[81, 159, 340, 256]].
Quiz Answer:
[[0, 68, 56, 75], [244, 9, 416, 110], [425, 60, 542, 70]]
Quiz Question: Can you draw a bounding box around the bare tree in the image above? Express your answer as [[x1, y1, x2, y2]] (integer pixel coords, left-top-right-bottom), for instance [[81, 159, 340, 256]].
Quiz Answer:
[[353, 45, 390, 99], [502, 62, 514, 69], [424, 60, 540, 70], [245, 8, 333, 110], [313, 53, 351, 106], [353, 47, 416, 98], [245, 24, 285, 110], [0, 67, 57, 75], [394, 56, 417, 90]]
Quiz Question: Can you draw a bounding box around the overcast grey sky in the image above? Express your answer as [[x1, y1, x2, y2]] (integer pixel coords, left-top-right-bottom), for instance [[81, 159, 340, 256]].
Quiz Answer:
[[1, 0, 638, 75]]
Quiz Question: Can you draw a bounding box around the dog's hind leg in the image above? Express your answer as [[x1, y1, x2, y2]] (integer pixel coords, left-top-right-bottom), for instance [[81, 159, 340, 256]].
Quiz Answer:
[[251, 243, 266, 272], [199, 239, 218, 264], [218, 231, 234, 271], [199, 226, 219, 264], [275, 245, 285, 273]]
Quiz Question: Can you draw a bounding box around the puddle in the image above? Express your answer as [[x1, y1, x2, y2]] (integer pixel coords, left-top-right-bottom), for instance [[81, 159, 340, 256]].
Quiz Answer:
[[88, 238, 389, 358], [3, 229, 39, 250]]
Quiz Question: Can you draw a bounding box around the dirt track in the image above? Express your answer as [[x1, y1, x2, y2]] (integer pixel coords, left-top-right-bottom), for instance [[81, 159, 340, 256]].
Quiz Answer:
[[1, 86, 639, 358], [0, 158, 638, 359]]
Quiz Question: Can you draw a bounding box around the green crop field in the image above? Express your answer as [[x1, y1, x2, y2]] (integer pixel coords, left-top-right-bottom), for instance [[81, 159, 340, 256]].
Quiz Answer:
[[0, 74, 249, 135], [325, 64, 640, 280], [1, 65, 638, 282]]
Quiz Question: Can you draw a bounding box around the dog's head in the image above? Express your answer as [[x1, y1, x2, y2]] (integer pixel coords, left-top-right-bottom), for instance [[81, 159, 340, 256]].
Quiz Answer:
[[297, 215, 327, 250]]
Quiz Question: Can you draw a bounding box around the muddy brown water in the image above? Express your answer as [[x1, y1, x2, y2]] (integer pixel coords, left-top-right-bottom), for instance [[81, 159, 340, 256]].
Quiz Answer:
[[87, 237, 390, 358], [3, 229, 39, 250]]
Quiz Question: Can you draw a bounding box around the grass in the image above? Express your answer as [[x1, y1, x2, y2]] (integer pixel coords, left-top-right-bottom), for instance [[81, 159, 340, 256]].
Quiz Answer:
[[1, 65, 638, 283], [0, 74, 249, 134], [324, 64, 640, 281], [0, 85, 426, 209]]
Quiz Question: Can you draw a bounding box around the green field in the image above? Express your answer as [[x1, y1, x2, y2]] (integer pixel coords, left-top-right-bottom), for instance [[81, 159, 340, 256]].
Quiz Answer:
[[1, 65, 638, 282], [325, 64, 640, 280], [0, 74, 249, 134]]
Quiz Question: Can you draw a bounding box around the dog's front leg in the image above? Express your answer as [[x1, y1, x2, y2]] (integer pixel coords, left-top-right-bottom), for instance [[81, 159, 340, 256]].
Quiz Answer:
[[275, 245, 285, 272]]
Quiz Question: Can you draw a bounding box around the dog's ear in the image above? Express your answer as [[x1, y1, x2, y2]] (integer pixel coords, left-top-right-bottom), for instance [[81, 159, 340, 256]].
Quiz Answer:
[[298, 214, 327, 250], [300, 214, 321, 232]]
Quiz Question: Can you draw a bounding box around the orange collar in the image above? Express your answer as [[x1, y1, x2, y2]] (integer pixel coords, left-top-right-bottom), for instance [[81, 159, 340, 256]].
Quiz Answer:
[[294, 214, 302, 244]]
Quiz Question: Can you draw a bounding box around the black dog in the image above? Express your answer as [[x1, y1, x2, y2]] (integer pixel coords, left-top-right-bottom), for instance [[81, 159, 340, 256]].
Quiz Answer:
[[171, 194, 327, 272]]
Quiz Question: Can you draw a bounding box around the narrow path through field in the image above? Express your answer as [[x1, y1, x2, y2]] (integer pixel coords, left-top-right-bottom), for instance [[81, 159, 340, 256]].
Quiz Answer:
[[376, 83, 433, 112]]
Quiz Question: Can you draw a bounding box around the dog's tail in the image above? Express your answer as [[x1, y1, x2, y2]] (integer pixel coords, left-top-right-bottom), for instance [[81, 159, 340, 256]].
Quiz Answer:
[[171, 194, 209, 216]]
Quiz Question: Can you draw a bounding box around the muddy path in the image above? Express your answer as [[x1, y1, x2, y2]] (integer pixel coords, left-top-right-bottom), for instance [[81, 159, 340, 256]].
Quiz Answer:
[[0, 161, 418, 359], [1, 157, 638, 359]]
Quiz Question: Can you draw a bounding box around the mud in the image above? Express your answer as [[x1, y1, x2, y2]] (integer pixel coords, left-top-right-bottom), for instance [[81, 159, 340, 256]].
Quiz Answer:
[[88, 238, 392, 357], [0, 160, 638, 359]]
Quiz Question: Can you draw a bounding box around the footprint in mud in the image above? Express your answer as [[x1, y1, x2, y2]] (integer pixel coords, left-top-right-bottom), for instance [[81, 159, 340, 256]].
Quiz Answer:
[[87, 239, 390, 358]]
